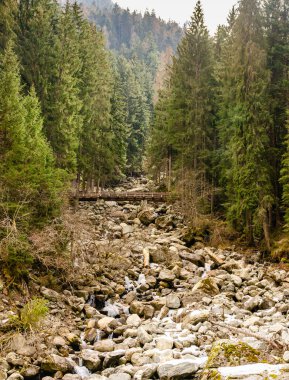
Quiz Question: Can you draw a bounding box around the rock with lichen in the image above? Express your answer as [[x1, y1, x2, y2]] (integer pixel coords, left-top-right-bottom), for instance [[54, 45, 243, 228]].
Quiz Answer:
[[205, 340, 265, 368]]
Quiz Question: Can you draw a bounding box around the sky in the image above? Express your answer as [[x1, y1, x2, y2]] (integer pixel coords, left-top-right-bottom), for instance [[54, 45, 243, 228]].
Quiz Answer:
[[116, 0, 238, 34]]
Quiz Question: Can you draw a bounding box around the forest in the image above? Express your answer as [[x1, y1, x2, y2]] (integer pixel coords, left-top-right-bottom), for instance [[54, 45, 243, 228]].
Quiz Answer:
[[149, 0, 289, 251], [0, 0, 289, 271]]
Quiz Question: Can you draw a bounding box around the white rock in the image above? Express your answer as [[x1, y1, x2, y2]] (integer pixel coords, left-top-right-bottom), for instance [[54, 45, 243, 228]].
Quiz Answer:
[[156, 336, 174, 351], [166, 294, 181, 309], [157, 359, 200, 379], [283, 351, 289, 363], [126, 314, 141, 327]]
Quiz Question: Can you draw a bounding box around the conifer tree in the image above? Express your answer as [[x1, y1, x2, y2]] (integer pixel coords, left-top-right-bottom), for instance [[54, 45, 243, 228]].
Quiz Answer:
[[77, 16, 113, 189], [219, 0, 273, 244], [280, 113, 289, 230], [18, 0, 60, 111], [162, 0, 215, 212], [0, 0, 18, 52], [0, 43, 66, 225], [264, 0, 289, 225], [110, 69, 129, 178], [45, 1, 83, 173]]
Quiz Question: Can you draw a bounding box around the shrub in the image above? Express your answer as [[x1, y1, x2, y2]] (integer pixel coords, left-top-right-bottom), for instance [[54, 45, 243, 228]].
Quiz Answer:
[[17, 298, 48, 331]]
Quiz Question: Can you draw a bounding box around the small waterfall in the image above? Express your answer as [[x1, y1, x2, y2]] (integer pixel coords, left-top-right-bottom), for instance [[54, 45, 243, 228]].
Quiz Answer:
[[125, 276, 135, 292], [95, 329, 102, 343], [137, 273, 146, 286], [108, 332, 114, 340], [74, 365, 90, 379], [202, 263, 211, 278], [87, 294, 96, 307], [102, 301, 120, 318], [80, 332, 87, 349]]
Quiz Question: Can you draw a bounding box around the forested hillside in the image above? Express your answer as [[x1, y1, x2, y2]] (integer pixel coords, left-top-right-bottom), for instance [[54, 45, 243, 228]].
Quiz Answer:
[[0, 0, 183, 280], [83, 0, 183, 172], [149, 0, 289, 250], [3, 1, 289, 379]]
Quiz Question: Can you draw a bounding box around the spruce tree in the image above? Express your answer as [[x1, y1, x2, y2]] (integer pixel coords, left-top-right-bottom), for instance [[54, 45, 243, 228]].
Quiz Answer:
[[18, 0, 60, 111], [280, 113, 289, 230], [45, 1, 83, 173], [0, 43, 66, 225], [110, 69, 129, 178], [219, 0, 273, 245], [77, 18, 113, 189], [166, 0, 215, 212], [264, 0, 289, 225], [0, 0, 18, 52]]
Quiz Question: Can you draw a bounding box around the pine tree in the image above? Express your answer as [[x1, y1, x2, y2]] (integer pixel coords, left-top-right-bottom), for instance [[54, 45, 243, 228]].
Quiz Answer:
[[219, 0, 273, 245]]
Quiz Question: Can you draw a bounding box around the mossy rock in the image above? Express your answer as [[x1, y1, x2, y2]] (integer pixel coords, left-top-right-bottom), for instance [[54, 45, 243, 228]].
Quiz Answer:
[[206, 340, 265, 368], [200, 369, 222, 380]]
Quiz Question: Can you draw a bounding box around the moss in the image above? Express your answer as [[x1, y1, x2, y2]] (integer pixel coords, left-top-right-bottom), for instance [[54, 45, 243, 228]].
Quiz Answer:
[[200, 369, 221, 380], [206, 340, 263, 368]]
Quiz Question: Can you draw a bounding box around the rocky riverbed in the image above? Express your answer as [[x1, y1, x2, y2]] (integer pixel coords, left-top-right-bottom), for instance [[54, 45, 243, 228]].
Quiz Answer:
[[2, 179, 289, 379]]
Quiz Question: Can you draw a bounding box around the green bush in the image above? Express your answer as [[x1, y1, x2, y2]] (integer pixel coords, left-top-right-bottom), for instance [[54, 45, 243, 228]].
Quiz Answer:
[[16, 298, 48, 331]]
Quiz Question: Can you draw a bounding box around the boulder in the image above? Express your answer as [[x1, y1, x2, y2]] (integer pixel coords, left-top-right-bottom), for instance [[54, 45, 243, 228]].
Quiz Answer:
[[40, 287, 61, 302], [94, 340, 115, 353], [138, 210, 157, 226], [128, 301, 143, 317], [192, 278, 219, 295], [206, 340, 265, 368], [137, 327, 153, 345], [102, 350, 126, 369], [121, 223, 134, 235], [156, 336, 174, 351], [21, 365, 40, 377], [41, 354, 74, 373], [62, 375, 82, 380], [7, 374, 23, 380], [52, 336, 66, 347], [98, 317, 117, 331], [159, 269, 175, 282], [157, 359, 200, 379], [202, 364, 289, 380], [179, 252, 205, 267], [127, 313, 142, 327], [108, 374, 131, 380], [155, 215, 174, 230], [244, 296, 263, 311], [81, 350, 101, 371], [166, 294, 181, 309], [182, 310, 210, 326]]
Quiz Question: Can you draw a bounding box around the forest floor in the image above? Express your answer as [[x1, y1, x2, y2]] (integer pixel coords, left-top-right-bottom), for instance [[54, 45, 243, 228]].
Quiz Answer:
[[1, 178, 289, 379]]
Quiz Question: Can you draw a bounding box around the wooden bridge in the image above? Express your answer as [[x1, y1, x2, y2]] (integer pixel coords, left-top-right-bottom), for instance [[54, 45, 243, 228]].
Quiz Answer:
[[74, 191, 176, 203]]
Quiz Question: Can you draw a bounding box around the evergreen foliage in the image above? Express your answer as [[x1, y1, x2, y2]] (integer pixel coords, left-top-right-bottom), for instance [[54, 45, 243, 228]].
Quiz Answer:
[[1, 0, 289, 257], [0, 43, 67, 227], [149, 0, 289, 246]]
